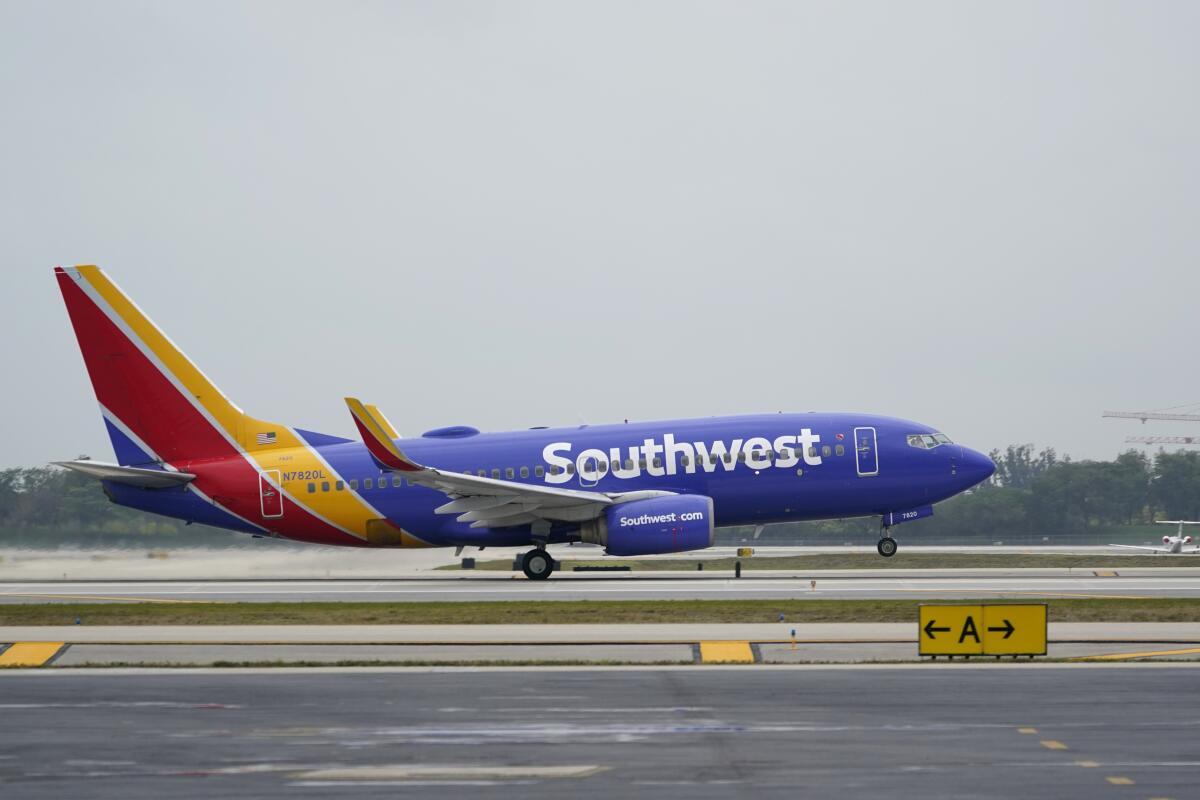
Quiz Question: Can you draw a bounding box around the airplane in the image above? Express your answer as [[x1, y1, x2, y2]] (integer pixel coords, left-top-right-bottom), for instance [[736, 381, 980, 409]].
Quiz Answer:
[[1109, 521, 1200, 554], [51, 265, 996, 579]]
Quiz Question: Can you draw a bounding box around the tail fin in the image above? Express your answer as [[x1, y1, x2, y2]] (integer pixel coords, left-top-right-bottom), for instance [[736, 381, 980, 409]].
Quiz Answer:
[[55, 266, 287, 466]]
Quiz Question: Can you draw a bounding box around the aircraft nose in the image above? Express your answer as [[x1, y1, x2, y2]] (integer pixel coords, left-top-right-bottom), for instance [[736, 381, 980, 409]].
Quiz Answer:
[[959, 446, 995, 487]]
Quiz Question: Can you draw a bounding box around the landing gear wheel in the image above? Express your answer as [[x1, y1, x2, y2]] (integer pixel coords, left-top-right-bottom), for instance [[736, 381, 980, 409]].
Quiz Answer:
[[877, 537, 898, 558], [521, 548, 555, 580]]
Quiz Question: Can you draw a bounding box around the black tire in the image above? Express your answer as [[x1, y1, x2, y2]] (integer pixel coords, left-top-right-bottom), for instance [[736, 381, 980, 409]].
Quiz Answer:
[[877, 537, 898, 558], [521, 548, 555, 580]]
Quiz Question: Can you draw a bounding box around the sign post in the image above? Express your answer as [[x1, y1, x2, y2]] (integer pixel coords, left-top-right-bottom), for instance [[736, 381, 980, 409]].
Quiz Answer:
[[918, 604, 1047, 658]]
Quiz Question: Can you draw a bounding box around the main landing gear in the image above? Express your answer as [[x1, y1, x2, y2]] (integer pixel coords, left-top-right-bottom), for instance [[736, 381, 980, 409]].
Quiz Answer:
[[877, 532, 898, 558], [521, 548, 556, 580]]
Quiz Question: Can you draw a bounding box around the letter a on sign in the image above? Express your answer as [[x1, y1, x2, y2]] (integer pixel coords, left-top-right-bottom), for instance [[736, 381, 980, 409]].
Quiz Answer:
[[958, 615, 980, 644]]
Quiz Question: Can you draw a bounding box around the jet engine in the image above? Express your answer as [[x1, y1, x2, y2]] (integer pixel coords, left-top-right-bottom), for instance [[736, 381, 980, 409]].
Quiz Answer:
[[580, 495, 714, 556]]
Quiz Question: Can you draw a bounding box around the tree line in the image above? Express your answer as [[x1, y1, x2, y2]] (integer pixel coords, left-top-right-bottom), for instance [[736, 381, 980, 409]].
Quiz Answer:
[[2, 445, 1200, 547]]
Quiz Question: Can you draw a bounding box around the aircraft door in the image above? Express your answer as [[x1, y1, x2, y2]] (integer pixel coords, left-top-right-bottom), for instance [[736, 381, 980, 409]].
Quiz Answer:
[[854, 427, 879, 477], [578, 454, 603, 488], [259, 470, 284, 518]]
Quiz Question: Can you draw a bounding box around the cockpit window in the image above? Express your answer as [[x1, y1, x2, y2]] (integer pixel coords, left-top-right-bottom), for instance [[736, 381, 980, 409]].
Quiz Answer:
[[907, 432, 953, 449]]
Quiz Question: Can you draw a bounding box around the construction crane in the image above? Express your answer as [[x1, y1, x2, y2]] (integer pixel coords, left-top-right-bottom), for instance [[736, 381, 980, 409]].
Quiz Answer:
[[1126, 435, 1200, 446], [1103, 411, 1200, 423]]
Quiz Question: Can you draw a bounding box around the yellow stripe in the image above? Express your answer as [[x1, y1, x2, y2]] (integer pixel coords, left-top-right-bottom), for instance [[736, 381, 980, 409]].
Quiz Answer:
[[0, 642, 65, 667], [1073, 646, 1200, 662], [1105, 776, 1134, 785], [1075, 761, 1099, 768], [1040, 740, 1068, 750], [1017, 727, 1038, 734], [699, 641, 755, 663]]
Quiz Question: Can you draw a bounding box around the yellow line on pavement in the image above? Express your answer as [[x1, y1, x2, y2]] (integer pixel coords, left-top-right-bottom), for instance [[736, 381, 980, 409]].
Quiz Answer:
[[1017, 727, 1038, 734], [1073, 647, 1200, 662], [699, 641, 755, 663], [1075, 760, 1099, 768], [1104, 776, 1134, 785], [0, 593, 214, 604], [0, 642, 65, 667], [1040, 740, 1068, 750], [896, 589, 1156, 600]]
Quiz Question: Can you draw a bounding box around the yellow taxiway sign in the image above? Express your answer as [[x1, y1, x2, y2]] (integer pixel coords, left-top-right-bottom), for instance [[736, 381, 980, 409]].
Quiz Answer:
[[919, 604, 1047, 657]]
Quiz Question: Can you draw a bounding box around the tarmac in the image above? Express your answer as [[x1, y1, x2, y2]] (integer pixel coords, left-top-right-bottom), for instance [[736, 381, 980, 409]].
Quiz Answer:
[[4, 623, 1200, 666], [3, 568, 1200, 602], [1, 666, 1198, 799]]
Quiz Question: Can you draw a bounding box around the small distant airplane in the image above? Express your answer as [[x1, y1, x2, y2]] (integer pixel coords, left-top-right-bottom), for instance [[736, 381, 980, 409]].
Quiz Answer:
[[1109, 521, 1200, 554]]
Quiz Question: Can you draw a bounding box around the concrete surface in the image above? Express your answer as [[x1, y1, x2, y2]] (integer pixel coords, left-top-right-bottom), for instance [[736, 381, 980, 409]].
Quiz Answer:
[[1, 667, 1198, 799], [5, 570, 1200, 602]]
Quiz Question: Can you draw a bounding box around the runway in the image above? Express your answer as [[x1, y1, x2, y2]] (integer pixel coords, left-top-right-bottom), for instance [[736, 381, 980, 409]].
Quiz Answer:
[[1, 666, 1197, 799], [4, 568, 1200, 602]]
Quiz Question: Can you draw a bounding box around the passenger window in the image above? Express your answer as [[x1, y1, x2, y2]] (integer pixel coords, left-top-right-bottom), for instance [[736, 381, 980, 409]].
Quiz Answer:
[[520, 466, 529, 478], [535, 466, 545, 477], [392, 476, 401, 487], [724, 454, 733, 464], [652, 457, 662, 469], [336, 480, 344, 491], [639, 458, 647, 468], [505, 467, 514, 479], [808, 447, 817, 458], [491, 469, 500, 479], [737, 452, 746, 463], [835, 444, 845, 456], [566, 463, 575, 475], [307, 482, 316, 493], [350, 479, 359, 490], [681, 455, 691, 467], [822, 445, 831, 457], [550, 466, 561, 476], [478, 469, 486, 477], [781, 448, 792, 459], [320, 481, 329, 492], [364, 478, 373, 489], [626, 459, 634, 470]]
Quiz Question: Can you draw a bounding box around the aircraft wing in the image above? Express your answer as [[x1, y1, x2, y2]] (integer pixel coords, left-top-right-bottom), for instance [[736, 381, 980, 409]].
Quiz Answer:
[[345, 398, 671, 528], [1107, 544, 1171, 553]]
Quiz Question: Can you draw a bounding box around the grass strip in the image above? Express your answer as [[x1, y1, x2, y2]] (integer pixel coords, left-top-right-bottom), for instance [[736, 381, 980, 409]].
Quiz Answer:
[[1, 598, 1198, 626], [449, 553, 1200, 571]]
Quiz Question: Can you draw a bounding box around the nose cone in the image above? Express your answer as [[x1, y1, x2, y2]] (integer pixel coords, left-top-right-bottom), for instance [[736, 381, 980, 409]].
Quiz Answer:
[[959, 447, 995, 487]]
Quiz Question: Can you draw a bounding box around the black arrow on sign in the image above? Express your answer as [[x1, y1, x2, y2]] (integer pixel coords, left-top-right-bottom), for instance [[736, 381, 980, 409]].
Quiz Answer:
[[923, 619, 951, 639], [987, 619, 1015, 639]]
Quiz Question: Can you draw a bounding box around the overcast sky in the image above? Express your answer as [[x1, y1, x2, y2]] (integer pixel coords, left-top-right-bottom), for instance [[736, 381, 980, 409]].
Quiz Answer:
[[3, 1, 1199, 469]]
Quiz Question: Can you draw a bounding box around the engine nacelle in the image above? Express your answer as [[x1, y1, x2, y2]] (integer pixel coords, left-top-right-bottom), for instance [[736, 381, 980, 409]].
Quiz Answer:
[[1186, 536, 1194, 545], [1164, 536, 1172, 544], [580, 495, 714, 557]]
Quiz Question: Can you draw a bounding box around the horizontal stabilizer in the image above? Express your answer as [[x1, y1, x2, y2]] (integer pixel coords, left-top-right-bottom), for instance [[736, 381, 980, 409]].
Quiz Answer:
[[54, 460, 196, 489]]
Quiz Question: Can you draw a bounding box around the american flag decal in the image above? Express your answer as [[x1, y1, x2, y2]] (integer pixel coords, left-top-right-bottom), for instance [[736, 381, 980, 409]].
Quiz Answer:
[[255, 431, 277, 445]]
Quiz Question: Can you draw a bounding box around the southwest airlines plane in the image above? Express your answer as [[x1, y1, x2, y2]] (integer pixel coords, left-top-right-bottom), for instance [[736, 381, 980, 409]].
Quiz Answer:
[[53, 266, 995, 579]]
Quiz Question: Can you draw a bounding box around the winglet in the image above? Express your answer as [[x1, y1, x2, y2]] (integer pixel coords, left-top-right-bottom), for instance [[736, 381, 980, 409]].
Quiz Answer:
[[365, 403, 400, 439], [345, 398, 422, 472]]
